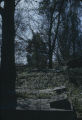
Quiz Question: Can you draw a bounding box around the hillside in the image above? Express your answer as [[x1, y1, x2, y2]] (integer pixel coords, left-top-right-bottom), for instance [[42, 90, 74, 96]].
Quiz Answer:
[[16, 66, 82, 119]]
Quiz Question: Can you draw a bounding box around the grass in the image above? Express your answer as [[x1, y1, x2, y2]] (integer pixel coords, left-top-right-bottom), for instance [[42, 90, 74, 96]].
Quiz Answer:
[[16, 67, 82, 118]]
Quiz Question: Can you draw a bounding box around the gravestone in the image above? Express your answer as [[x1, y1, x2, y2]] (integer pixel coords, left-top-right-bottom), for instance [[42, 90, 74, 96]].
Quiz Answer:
[[50, 99, 72, 110]]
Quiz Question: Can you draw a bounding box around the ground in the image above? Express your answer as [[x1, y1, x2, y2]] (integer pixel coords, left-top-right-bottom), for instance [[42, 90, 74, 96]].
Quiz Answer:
[[16, 66, 82, 119]]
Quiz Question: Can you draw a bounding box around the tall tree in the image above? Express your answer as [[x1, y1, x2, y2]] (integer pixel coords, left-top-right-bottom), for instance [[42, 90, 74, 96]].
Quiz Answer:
[[57, 0, 80, 63], [0, 0, 21, 109], [39, 0, 65, 68]]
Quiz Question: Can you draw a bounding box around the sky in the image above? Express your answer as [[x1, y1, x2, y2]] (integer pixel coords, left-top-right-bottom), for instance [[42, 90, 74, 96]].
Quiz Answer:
[[15, 0, 82, 65], [0, 0, 41, 64], [15, 0, 41, 64], [0, 0, 82, 65]]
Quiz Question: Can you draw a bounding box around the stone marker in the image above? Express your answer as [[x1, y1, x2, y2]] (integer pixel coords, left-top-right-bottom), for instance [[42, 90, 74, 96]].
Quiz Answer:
[[50, 99, 72, 110]]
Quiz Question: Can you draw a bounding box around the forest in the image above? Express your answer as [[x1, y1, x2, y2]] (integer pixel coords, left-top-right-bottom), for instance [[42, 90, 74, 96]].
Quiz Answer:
[[0, 0, 82, 120]]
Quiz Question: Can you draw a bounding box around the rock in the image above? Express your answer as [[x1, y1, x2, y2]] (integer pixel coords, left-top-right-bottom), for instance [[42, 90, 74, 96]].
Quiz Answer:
[[53, 86, 67, 94], [49, 94, 73, 110], [39, 89, 53, 94], [50, 99, 72, 110], [38, 86, 66, 94], [51, 93, 67, 100]]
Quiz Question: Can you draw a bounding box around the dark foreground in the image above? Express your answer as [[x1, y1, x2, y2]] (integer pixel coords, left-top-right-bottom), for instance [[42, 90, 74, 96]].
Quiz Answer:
[[0, 110, 77, 120]]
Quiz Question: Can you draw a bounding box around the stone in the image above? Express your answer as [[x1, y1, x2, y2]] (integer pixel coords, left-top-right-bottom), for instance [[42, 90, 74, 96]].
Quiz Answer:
[[53, 86, 67, 94], [50, 99, 72, 110]]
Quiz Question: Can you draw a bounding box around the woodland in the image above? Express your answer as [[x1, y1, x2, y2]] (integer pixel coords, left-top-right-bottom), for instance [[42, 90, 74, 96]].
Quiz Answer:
[[0, 0, 82, 119]]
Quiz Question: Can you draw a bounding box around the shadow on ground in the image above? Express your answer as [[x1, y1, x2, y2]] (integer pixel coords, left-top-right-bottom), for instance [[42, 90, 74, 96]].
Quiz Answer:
[[0, 110, 76, 120]]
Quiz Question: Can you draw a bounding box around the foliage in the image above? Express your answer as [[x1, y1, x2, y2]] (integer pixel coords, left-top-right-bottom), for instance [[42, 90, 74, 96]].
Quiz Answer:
[[39, 0, 65, 68], [55, 0, 81, 63], [26, 33, 48, 69]]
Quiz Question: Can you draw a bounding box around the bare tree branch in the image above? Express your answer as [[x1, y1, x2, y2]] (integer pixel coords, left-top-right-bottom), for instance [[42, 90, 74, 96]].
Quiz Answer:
[[16, 33, 28, 42], [15, 0, 21, 6], [52, 0, 65, 52]]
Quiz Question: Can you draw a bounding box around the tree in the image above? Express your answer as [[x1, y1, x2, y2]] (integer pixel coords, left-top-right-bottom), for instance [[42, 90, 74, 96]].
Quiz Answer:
[[0, 0, 21, 110], [57, 0, 80, 63], [26, 33, 48, 69], [39, 0, 65, 68]]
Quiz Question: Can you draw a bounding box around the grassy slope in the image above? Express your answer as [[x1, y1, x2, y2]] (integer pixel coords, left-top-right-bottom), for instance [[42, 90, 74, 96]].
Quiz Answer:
[[16, 67, 82, 118]]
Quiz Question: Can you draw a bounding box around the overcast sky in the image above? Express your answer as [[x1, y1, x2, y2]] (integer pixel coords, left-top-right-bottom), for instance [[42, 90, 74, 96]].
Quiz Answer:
[[15, 0, 42, 64], [0, 0, 82, 65]]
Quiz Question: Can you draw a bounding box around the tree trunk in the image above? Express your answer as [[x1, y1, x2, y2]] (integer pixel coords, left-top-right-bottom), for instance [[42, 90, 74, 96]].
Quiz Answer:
[[0, 0, 16, 109], [48, 24, 53, 69], [73, 40, 76, 58], [48, 50, 53, 69]]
